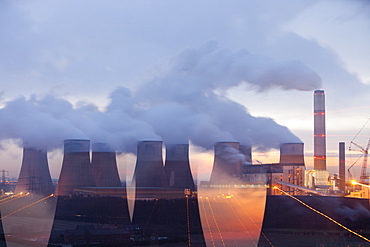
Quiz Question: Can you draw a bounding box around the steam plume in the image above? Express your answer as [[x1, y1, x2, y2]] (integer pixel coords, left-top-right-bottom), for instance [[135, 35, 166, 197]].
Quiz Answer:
[[0, 41, 321, 152]]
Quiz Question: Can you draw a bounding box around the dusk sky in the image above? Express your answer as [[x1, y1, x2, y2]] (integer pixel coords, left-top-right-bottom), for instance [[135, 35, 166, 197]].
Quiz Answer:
[[0, 0, 369, 180]]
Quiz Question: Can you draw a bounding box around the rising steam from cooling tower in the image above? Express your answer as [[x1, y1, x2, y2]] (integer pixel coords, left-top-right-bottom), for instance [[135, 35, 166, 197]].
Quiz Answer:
[[0, 41, 321, 153]]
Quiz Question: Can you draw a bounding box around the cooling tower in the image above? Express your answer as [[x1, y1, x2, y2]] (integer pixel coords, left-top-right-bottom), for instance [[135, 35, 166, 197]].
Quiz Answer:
[[92, 143, 122, 187], [314, 90, 326, 170], [239, 144, 252, 164], [164, 144, 195, 191], [210, 141, 241, 183], [132, 141, 168, 188], [15, 146, 54, 195], [56, 139, 95, 196], [279, 143, 305, 165], [339, 142, 345, 191]]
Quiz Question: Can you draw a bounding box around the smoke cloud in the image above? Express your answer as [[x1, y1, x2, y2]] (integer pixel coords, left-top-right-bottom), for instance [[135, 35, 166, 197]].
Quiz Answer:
[[0, 41, 321, 152]]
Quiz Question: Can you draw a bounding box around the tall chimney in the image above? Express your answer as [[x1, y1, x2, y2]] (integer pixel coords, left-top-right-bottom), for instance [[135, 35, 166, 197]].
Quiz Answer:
[[314, 90, 326, 170], [132, 141, 168, 188], [164, 144, 195, 191], [210, 141, 241, 183], [239, 144, 252, 164], [56, 139, 95, 196], [15, 145, 54, 195], [92, 143, 122, 187], [279, 143, 305, 165], [339, 142, 345, 191]]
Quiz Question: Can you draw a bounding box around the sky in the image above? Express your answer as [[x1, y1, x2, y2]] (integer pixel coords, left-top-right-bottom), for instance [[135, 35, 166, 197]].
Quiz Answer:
[[0, 0, 369, 181]]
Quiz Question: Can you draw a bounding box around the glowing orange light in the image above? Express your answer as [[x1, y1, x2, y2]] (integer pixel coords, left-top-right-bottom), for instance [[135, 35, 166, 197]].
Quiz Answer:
[[352, 181, 370, 188], [313, 112, 325, 116], [351, 180, 358, 185]]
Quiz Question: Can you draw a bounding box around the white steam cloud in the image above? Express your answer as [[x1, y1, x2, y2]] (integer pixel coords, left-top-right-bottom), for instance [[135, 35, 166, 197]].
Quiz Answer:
[[0, 41, 321, 153]]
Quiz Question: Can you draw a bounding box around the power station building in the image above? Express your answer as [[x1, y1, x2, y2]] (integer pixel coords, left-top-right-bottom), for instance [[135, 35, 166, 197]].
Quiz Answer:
[[242, 143, 305, 195]]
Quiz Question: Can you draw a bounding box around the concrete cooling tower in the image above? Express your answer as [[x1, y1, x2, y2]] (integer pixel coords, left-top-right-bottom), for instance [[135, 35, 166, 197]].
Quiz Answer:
[[15, 146, 54, 195], [56, 139, 95, 196], [210, 141, 241, 183], [279, 143, 305, 165], [92, 143, 122, 187], [164, 144, 195, 191], [132, 141, 168, 188], [239, 144, 252, 164]]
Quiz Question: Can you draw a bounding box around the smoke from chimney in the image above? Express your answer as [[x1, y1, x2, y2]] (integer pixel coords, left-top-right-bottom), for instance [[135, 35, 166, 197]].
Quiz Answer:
[[0, 41, 321, 154]]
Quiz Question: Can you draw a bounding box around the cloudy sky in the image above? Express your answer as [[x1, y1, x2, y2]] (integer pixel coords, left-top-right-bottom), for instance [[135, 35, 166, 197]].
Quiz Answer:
[[0, 0, 369, 180]]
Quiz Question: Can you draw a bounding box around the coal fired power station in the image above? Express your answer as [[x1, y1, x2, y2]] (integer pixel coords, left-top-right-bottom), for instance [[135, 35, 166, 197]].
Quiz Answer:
[[7, 88, 370, 247]]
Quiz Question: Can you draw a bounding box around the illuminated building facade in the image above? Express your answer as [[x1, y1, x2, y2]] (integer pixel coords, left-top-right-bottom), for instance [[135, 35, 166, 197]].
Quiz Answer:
[[314, 90, 326, 170]]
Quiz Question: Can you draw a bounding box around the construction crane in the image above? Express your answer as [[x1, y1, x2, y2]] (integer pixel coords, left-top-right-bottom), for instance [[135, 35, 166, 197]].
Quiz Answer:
[[349, 118, 370, 184], [350, 139, 370, 183]]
